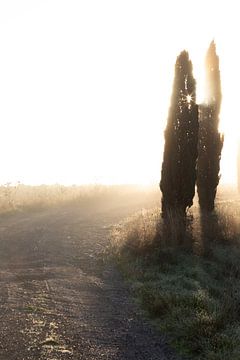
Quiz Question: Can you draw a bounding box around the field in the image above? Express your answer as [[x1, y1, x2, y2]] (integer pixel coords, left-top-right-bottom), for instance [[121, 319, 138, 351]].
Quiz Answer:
[[0, 182, 158, 214]]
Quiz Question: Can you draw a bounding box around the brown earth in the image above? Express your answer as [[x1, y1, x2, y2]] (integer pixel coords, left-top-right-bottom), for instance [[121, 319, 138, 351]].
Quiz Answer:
[[0, 194, 180, 360]]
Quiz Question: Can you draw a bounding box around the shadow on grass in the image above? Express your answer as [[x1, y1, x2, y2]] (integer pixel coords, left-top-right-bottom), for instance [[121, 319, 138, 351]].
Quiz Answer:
[[196, 208, 239, 256]]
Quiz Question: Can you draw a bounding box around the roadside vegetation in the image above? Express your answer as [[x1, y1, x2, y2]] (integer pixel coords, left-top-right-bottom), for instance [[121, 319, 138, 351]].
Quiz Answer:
[[0, 182, 101, 213], [0, 182, 157, 215], [110, 192, 240, 359]]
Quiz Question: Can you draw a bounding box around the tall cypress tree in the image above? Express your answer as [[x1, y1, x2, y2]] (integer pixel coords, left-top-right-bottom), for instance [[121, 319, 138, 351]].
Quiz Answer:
[[160, 51, 199, 217], [197, 41, 224, 211]]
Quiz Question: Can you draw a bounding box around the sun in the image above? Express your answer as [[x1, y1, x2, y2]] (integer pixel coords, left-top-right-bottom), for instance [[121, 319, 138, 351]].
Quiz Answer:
[[186, 94, 192, 103]]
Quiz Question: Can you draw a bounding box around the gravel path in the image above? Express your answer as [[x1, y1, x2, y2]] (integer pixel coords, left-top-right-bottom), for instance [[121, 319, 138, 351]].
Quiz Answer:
[[0, 197, 180, 360]]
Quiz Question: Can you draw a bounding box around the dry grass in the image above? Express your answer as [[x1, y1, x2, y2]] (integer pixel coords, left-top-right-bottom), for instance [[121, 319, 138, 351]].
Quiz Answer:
[[0, 183, 158, 215], [111, 208, 161, 256], [0, 183, 97, 213]]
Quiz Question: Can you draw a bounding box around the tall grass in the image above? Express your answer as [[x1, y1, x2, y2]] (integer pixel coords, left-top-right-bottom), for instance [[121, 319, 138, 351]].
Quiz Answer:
[[0, 183, 158, 215], [0, 183, 97, 213], [111, 196, 240, 359]]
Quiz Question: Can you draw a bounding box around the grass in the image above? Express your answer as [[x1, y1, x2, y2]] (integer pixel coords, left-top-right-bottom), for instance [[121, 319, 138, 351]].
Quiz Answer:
[[0, 182, 157, 215], [0, 183, 95, 213], [110, 199, 240, 359]]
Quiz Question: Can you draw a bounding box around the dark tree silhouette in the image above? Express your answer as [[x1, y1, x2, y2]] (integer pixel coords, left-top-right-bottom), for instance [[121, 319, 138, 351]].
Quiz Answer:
[[160, 51, 199, 218], [197, 41, 224, 212]]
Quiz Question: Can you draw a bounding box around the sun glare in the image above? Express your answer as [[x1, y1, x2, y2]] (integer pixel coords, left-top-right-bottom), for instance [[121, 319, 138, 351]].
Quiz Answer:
[[0, 0, 238, 187]]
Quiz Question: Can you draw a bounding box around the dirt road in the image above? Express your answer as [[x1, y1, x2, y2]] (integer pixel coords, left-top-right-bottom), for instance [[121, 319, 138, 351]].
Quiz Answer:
[[0, 196, 178, 360]]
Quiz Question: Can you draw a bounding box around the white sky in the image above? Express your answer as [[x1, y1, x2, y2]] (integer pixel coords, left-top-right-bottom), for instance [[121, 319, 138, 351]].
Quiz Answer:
[[0, 0, 239, 186]]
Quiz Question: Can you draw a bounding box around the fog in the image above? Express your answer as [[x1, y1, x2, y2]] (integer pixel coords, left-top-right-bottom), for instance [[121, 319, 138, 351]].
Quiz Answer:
[[0, 0, 239, 186]]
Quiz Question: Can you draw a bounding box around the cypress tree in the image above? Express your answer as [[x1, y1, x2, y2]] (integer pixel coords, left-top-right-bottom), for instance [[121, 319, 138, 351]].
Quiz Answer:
[[160, 51, 199, 218], [197, 41, 224, 211]]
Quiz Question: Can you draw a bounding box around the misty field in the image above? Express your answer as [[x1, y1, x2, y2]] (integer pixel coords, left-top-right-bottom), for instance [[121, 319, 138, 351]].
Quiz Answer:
[[111, 186, 240, 359], [0, 182, 158, 214]]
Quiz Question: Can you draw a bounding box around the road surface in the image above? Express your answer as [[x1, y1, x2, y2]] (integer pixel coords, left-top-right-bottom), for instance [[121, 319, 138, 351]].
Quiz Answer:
[[0, 196, 179, 360]]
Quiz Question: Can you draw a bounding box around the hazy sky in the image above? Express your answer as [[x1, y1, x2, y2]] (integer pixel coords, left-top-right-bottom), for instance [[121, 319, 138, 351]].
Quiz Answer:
[[0, 0, 239, 185]]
